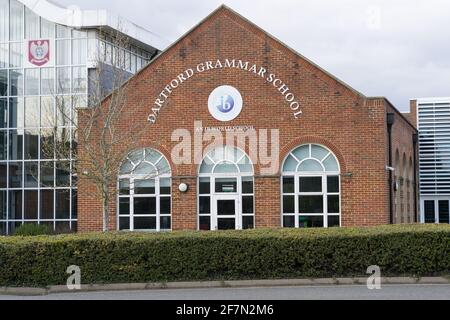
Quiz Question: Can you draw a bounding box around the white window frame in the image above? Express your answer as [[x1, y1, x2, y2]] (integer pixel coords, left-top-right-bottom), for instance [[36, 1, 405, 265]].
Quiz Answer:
[[198, 146, 254, 231], [117, 149, 172, 232], [281, 144, 341, 229]]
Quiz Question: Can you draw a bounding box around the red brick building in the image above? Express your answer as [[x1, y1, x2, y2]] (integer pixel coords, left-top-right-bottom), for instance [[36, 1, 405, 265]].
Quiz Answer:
[[78, 6, 418, 232]]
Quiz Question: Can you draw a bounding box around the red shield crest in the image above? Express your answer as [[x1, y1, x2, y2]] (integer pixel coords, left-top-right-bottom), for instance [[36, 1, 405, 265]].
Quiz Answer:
[[28, 40, 50, 67]]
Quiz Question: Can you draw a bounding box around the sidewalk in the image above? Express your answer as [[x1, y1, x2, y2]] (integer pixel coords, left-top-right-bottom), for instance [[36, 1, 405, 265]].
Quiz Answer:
[[1, 277, 449, 297]]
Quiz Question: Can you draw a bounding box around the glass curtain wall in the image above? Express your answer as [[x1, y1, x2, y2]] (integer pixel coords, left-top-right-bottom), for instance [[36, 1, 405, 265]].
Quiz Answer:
[[0, 0, 85, 235]]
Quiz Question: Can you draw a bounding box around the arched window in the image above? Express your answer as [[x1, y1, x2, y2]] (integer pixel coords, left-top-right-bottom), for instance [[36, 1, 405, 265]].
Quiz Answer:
[[198, 146, 254, 231], [118, 148, 171, 231], [282, 144, 341, 228]]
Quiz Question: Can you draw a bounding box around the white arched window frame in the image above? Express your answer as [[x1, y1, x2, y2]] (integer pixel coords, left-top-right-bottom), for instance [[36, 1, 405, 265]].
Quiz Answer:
[[198, 146, 255, 231], [281, 144, 341, 229], [117, 148, 172, 232]]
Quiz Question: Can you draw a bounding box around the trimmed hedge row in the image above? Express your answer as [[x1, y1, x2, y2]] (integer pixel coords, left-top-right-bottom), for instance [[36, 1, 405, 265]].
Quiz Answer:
[[0, 225, 449, 287]]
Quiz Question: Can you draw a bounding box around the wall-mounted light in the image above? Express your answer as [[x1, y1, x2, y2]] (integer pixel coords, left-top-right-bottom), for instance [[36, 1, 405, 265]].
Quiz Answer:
[[179, 183, 189, 193]]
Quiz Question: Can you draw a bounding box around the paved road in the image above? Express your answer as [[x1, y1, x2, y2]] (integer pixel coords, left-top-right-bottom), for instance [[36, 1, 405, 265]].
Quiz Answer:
[[1, 284, 449, 300]]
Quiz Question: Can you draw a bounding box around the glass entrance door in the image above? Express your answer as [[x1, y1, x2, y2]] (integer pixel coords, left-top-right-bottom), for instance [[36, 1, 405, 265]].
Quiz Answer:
[[213, 196, 238, 230]]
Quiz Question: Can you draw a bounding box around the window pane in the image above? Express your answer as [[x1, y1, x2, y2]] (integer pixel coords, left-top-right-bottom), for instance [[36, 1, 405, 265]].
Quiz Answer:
[[328, 195, 340, 214], [292, 145, 309, 162], [0, 70, 7, 96], [215, 178, 237, 193], [119, 217, 130, 230], [9, 130, 23, 160], [328, 216, 340, 228], [56, 25, 70, 39], [25, 69, 39, 95], [242, 196, 253, 214], [199, 216, 211, 231], [323, 155, 339, 172], [133, 161, 154, 175], [311, 145, 329, 161], [72, 29, 86, 39], [72, 190, 77, 219], [10, 69, 23, 96], [298, 159, 323, 172], [119, 198, 129, 215], [56, 96, 71, 126], [40, 129, 54, 159], [0, 160, 5, 188], [40, 96, 54, 127], [218, 218, 235, 230], [9, 1, 23, 41], [40, 161, 54, 187], [438, 201, 449, 224], [55, 190, 70, 219], [0, 222, 6, 236], [56, 67, 70, 94], [0, 0, 9, 42], [283, 196, 295, 214], [9, 162, 23, 188], [424, 200, 435, 223], [199, 177, 210, 194], [72, 39, 87, 65], [243, 216, 254, 230], [0, 190, 6, 220], [214, 163, 238, 174], [299, 196, 324, 214], [134, 197, 156, 215], [134, 217, 156, 230], [40, 68, 55, 95], [55, 128, 70, 158], [72, 66, 86, 93], [217, 200, 235, 216], [55, 161, 70, 187], [299, 177, 322, 193], [160, 197, 171, 215], [0, 43, 7, 69], [160, 216, 171, 230], [24, 97, 39, 127], [0, 130, 6, 160], [9, 97, 24, 128], [24, 190, 38, 220], [327, 176, 340, 193], [299, 216, 324, 228], [242, 177, 253, 194], [283, 155, 298, 172], [56, 40, 70, 65], [25, 7, 39, 39], [199, 196, 210, 214], [55, 221, 70, 234], [40, 190, 54, 219], [135, 180, 155, 195], [156, 158, 170, 175], [283, 177, 295, 193], [119, 179, 130, 195], [160, 178, 171, 195], [41, 19, 55, 38], [9, 42, 22, 67], [9, 190, 22, 220], [24, 129, 39, 159], [24, 161, 38, 187], [283, 216, 295, 228]]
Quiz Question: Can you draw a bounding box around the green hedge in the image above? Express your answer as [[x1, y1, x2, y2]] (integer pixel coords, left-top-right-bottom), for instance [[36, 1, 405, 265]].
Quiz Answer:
[[0, 225, 449, 287]]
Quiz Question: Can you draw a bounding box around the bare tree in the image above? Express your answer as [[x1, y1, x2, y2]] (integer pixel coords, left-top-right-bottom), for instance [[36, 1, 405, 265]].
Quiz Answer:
[[43, 25, 158, 232]]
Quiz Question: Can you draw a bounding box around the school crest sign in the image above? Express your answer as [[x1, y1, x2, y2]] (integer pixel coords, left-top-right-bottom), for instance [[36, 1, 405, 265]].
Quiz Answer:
[[26, 40, 52, 67]]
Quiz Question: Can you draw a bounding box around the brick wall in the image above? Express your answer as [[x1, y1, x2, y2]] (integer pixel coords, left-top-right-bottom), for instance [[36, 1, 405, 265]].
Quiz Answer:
[[77, 6, 417, 232]]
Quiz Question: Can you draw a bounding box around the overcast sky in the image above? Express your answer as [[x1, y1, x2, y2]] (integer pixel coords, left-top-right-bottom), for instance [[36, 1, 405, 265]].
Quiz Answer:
[[57, 0, 450, 111]]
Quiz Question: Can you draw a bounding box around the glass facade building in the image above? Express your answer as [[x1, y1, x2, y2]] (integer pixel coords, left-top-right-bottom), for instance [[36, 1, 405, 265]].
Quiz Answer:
[[417, 97, 450, 224], [0, 0, 161, 235]]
